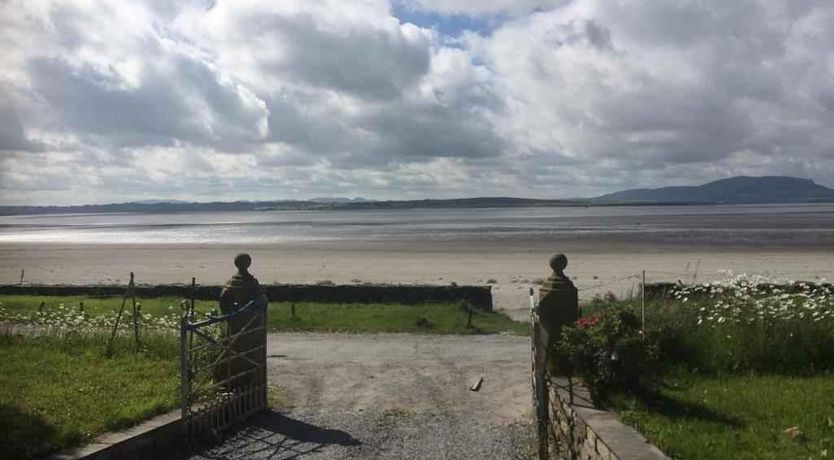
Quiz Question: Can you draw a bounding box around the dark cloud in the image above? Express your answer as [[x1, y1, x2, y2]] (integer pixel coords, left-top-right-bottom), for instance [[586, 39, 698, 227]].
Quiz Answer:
[[29, 56, 267, 150], [250, 12, 432, 100], [0, 112, 40, 152], [359, 102, 503, 162], [265, 92, 372, 156]]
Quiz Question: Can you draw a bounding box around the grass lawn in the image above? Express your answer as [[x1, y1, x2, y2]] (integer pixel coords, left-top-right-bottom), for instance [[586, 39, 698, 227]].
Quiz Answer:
[[0, 332, 179, 459], [0, 295, 528, 335], [267, 301, 527, 334], [612, 370, 834, 460]]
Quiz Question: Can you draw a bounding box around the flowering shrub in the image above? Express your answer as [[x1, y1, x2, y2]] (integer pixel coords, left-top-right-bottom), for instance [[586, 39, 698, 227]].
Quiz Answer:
[[575, 314, 600, 329], [671, 272, 834, 326], [663, 272, 834, 373], [0, 301, 181, 332], [551, 308, 660, 403]]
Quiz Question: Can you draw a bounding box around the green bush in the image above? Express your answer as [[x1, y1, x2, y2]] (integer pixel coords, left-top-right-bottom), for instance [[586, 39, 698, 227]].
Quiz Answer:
[[593, 276, 834, 375], [551, 308, 660, 403], [650, 277, 834, 374]]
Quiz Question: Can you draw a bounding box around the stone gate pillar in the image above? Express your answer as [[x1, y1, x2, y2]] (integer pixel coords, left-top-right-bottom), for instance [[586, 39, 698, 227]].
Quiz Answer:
[[217, 253, 267, 389], [538, 253, 579, 372]]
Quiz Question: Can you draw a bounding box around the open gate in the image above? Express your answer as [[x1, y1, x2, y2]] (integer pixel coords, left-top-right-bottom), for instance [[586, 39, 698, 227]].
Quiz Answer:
[[180, 295, 268, 441]]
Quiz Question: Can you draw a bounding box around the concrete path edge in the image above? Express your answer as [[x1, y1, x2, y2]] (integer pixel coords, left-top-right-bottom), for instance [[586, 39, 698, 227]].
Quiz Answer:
[[46, 410, 181, 460]]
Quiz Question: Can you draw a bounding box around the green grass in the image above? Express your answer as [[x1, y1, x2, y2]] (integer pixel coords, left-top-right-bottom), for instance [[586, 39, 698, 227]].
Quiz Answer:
[[612, 370, 834, 460], [267, 301, 527, 334], [0, 295, 528, 335], [0, 332, 179, 459]]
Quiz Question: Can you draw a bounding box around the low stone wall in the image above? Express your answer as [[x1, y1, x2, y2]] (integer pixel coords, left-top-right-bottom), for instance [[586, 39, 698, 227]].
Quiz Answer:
[[0, 283, 493, 311], [548, 377, 668, 460]]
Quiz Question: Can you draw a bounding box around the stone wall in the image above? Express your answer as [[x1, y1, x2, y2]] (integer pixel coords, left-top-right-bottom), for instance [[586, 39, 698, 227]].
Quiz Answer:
[[0, 283, 493, 311], [547, 377, 669, 460]]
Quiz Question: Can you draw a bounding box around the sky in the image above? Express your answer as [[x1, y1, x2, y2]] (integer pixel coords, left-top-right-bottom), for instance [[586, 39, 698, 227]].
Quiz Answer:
[[1, 0, 834, 205]]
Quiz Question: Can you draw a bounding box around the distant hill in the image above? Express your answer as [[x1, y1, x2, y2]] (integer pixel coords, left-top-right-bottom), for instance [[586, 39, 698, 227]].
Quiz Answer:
[[2, 176, 832, 216], [594, 176, 834, 204], [0, 197, 583, 216], [131, 199, 190, 205], [309, 197, 370, 203]]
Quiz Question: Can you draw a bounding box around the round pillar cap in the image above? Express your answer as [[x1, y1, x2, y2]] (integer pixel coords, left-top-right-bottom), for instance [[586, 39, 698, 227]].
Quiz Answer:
[[549, 253, 567, 272], [234, 253, 252, 271]]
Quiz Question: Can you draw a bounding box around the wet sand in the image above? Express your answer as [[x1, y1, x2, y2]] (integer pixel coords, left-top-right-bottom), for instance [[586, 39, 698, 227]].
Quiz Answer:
[[2, 240, 832, 321]]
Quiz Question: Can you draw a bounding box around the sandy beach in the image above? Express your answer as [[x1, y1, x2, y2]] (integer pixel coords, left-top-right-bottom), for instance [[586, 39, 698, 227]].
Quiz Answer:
[[2, 240, 832, 321]]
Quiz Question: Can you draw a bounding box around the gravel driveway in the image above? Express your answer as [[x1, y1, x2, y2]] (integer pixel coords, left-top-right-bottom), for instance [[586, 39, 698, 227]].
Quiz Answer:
[[184, 333, 534, 459]]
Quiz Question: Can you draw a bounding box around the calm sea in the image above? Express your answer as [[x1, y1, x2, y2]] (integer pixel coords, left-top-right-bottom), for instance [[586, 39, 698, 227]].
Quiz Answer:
[[1, 204, 833, 247]]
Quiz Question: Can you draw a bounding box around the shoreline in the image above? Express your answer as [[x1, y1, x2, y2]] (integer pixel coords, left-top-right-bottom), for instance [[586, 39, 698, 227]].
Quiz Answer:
[[2, 238, 833, 252], [2, 241, 832, 321]]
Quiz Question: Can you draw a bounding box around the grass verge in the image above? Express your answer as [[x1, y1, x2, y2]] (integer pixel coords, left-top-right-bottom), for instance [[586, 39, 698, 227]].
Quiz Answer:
[[0, 332, 179, 459], [268, 301, 527, 334], [612, 369, 834, 460]]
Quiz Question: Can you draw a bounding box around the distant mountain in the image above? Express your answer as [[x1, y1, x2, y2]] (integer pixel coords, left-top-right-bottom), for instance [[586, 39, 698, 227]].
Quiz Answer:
[[595, 176, 834, 204]]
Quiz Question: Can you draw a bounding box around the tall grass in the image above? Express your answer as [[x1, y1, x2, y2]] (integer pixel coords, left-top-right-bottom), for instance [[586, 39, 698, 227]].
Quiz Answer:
[[597, 274, 834, 374]]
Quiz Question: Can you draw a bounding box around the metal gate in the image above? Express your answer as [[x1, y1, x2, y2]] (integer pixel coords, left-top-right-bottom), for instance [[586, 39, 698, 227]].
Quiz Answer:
[[180, 295, 268, 441]]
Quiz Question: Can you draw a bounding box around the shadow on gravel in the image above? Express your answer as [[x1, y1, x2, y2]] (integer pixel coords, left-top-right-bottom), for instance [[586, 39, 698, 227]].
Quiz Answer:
[[254, 411, 361, 446], [185, 410, 361, 459]]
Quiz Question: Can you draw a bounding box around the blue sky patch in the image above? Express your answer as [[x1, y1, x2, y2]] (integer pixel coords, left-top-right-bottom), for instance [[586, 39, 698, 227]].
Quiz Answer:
[[391, 3, 506, 37]]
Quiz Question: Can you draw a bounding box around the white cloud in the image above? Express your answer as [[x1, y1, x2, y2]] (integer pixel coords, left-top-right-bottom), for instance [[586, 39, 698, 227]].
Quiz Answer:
[[473, 0, 834, 191], [1, 0, 834, 205]]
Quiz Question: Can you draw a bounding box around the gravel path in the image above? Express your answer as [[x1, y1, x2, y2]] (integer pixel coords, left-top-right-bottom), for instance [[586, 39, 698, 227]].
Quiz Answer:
[[181, 333, 534, 459]]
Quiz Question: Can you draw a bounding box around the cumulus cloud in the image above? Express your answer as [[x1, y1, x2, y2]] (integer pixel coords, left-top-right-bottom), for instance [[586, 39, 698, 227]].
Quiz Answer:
[[183, 0, 433, 100], [1, 0, 833, 204], [473, 0, 834, 191]]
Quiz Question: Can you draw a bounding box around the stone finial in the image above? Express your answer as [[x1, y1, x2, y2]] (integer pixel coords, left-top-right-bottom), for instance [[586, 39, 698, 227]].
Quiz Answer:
[[539, 253, 579, 369], [234, 253, 252, 276], [549, 253, 568, 278], [221, 253, 260, 312]]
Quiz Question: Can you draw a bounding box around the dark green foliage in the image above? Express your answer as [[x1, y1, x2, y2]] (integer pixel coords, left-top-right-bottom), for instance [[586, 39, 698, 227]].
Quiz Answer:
[[551, 308, 660, 402], [579, 295, 834, 377]]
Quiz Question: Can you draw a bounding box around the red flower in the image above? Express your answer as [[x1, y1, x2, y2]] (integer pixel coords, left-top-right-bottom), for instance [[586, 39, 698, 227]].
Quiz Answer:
[[576, 314, 600, 330]]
